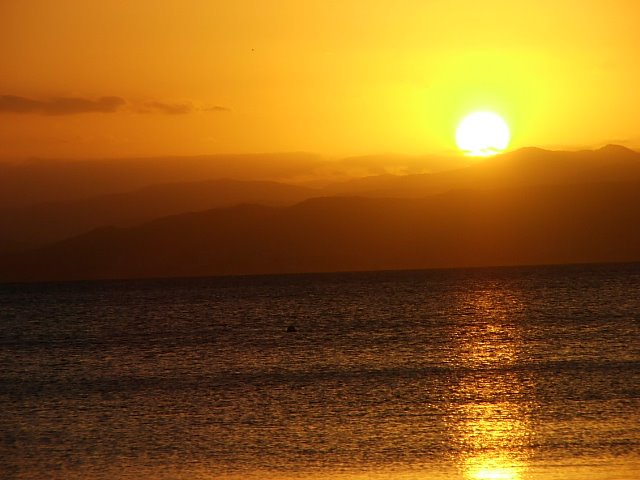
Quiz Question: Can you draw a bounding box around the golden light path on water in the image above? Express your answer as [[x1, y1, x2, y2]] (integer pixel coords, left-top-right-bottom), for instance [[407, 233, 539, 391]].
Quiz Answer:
[[447, 285, 532, 480]]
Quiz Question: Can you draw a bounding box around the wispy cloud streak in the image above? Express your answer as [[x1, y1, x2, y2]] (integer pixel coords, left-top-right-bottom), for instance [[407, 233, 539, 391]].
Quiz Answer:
[[0, 95, 231, 116], [0, 95, 125, 115]]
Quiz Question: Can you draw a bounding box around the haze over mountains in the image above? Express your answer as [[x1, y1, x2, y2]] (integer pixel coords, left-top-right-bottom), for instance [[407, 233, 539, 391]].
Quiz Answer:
[[0, 153, 323, 208], [0, 179, 316, 253], [324, 144, 640, 197], [0, 151, 467, 252], [0, 152, 461, 208], [1, 145, 639, 282]]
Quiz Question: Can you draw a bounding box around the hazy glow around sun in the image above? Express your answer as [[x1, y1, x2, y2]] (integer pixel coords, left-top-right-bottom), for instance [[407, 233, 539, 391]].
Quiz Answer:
[[456, 112, 511, 156]]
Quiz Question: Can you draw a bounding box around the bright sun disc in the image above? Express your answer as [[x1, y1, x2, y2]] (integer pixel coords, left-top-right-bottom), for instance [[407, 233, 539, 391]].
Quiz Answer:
[[456, 112, 510, 156]]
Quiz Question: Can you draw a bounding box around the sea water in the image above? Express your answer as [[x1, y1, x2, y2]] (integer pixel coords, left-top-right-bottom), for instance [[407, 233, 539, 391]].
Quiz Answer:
[[1, 263, 639, 479]]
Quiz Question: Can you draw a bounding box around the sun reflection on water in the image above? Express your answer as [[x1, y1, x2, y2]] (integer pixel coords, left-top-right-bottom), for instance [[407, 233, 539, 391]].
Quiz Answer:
[[446, 286, 534, 480], [465, 459, 520, 480], [451, 398, 531, 480]]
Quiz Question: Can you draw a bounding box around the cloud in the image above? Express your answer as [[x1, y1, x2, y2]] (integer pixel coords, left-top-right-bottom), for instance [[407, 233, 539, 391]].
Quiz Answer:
[[0, 95, 231, 116], [142, 101, 193, 115], [0, 95, 125, 115], [140, 102, 231, 114], [205, 105, 231, 113]]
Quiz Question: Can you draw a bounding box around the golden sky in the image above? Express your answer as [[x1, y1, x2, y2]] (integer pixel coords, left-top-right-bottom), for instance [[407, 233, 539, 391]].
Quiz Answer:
[[1, 0, 639, 158]]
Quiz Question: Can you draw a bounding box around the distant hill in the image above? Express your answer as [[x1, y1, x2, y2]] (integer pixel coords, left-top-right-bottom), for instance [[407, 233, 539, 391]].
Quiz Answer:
[[0, 178, 316, 253], [323, 145, 640, 197], [2, 181, 639, 282], [335, 153, 471, 176], [0, 151, 469, 208], [6, 145, 635, 253], [0, 151, 480, 253], [0, 153, 324, 208]]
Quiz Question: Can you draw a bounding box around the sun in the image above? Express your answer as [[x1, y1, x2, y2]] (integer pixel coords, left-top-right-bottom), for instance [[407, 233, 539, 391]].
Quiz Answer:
[[456, 111, 511, 157]]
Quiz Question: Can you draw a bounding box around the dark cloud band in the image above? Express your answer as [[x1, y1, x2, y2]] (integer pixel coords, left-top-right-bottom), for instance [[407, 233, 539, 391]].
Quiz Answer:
[[0, 95, 230, 116], [0, 95, 125, 115], [140, 102, 231, 114], [206, 105, 231, 113], [142, 101, 193, 115]]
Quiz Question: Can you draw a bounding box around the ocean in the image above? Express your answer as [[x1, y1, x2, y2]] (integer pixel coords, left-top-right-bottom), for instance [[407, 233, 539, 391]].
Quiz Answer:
[[1, 263, 639, 480]]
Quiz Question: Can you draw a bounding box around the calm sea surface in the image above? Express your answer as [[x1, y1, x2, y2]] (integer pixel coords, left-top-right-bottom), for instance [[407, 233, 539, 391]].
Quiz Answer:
[[1, 263, 639, 480]]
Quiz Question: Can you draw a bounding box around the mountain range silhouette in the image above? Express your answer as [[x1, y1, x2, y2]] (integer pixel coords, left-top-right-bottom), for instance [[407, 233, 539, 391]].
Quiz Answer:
[[1, 146, 639, 282]]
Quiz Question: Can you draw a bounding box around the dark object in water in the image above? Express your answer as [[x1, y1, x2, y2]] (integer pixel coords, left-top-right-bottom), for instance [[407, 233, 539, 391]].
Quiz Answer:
[[286, 325, 297, 333]]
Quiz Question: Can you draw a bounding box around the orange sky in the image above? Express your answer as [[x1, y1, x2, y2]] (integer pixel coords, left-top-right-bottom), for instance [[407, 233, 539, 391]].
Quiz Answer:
[[1, 0, 639, 159]]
